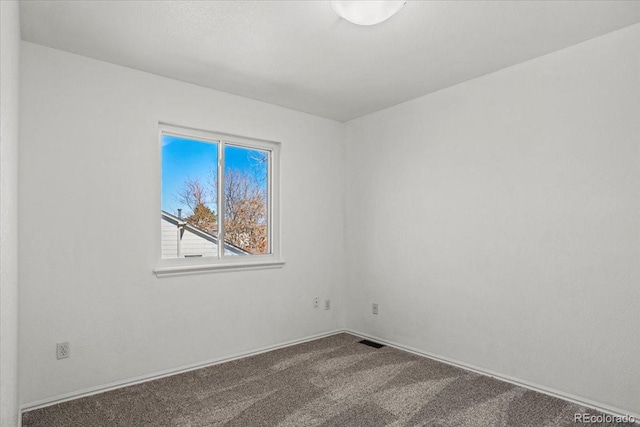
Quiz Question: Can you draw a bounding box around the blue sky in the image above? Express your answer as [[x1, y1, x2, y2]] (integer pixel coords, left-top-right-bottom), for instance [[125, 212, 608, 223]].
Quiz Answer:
[[161, 134, 267, 215]]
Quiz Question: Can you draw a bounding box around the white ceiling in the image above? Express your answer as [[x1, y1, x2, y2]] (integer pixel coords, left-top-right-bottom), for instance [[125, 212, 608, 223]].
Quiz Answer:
[[19, 1, 640, 122]]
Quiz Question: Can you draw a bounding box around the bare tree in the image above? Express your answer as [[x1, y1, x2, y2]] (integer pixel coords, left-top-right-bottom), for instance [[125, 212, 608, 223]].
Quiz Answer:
[[248, 150, 268, 184], [177, 178, 208, 212], [176, 177, 217, 232], [178, 168, 268, 254], [223, 169, 268, 254]]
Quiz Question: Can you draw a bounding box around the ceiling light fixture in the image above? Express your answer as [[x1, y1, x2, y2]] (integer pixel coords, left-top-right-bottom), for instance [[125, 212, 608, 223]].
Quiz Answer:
[[331, 1, 407, 26]]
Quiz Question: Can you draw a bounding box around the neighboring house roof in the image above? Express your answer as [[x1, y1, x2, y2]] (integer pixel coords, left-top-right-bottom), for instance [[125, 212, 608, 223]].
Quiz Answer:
[[161, 210, 251, 256]]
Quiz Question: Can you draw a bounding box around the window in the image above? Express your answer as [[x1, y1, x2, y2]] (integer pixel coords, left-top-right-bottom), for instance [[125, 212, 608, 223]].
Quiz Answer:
[[155, 124, 282, 276]]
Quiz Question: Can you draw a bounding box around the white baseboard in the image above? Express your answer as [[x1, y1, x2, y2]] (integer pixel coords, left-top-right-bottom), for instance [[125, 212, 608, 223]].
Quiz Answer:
[[345, 328, 640, 424], [21, 328, 639, 425], [20, 329, 344, 413]]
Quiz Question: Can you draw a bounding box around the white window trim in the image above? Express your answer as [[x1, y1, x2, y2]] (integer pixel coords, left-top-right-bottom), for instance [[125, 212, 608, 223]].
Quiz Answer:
[[154, 123, 283, 278]]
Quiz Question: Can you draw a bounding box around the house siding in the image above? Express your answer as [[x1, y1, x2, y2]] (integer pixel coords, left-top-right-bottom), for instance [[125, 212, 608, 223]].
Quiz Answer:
[[161, 216, 218, 258]]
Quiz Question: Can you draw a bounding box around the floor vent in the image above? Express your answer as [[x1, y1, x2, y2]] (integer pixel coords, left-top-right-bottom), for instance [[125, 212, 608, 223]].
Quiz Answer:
[[359, 339, 385, 349]]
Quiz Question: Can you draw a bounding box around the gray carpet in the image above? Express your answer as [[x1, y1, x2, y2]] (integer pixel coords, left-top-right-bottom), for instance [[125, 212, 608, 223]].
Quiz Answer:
[[22, 333, 633, 426]]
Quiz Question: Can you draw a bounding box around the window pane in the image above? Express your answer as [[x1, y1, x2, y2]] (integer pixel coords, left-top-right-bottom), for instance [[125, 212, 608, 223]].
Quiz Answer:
[[223, 145, 269, 255], [161, 134, 220, 259]]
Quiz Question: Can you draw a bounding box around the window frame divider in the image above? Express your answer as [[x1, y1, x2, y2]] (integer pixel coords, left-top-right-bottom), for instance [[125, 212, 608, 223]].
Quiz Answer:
[[156, 122, 283, 275]]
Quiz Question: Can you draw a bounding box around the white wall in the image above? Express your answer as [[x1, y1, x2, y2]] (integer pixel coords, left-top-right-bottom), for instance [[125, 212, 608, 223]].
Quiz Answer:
[[19, 42, 346, 406], [345, 24, 640, 416], [0, 1, 21, 425], [17, 16, 640, 418]]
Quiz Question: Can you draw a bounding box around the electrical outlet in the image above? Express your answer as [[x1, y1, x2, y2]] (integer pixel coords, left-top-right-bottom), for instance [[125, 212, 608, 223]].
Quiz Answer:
[[325, 299, 331, 310], [57, 342, 70, 359], [314, 296, 319, 309], [372, 303, 378, 315]]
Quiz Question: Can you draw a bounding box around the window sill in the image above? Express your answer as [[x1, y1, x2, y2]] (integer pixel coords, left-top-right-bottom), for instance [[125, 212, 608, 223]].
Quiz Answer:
[[154, 260, 285, 278]]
